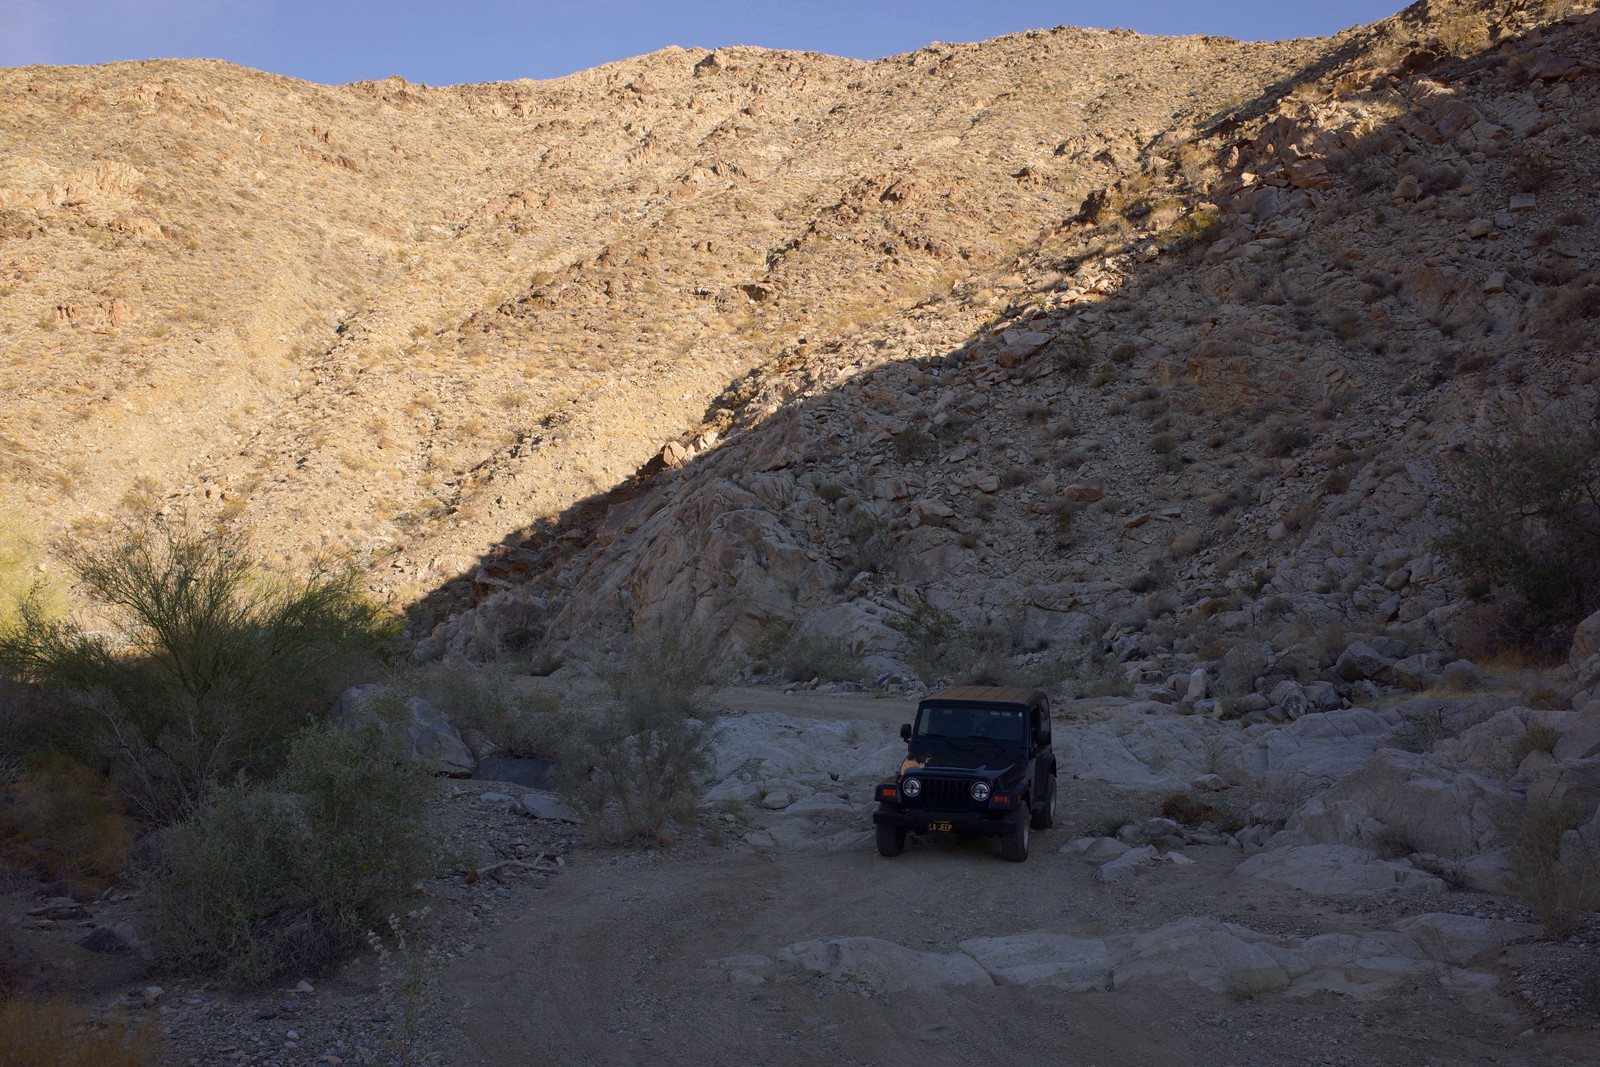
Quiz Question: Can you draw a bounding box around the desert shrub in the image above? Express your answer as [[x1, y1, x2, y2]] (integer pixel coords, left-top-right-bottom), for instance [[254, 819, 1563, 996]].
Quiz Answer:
[[1436, 424, 1600, 652], [1081, 652, 1133, 698], [834, 513, 895, 589], [561, 629, 721, 844], [146, 720, 435, 987], [1256, 422, 1313, 458], [891, 602, 1028, 687], [753, 627, 860, 684], [0, 518, 396, 822], [1505, 800, 1600, 938], [1149, 432, 1178, 455], [1160, 792, 1217, 826], [1170, 528, 1204, 558], [890, 425, 938, 463], [1391, 705, 1450, 752], [413, 664, 559, 758], [0, 761, 131, 894], [1171, 208, 1225, 254], [1518, 721, 1561, 758], [0, 996, 165, 1067]]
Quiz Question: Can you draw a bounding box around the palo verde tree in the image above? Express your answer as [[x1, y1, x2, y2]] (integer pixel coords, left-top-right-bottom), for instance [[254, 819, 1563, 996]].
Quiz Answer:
[[0, 516, 396, 821]]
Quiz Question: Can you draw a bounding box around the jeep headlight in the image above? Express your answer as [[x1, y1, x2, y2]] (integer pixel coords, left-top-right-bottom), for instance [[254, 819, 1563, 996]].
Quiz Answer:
[[971, 781, 991, 802], [902, 777, 922, 798]]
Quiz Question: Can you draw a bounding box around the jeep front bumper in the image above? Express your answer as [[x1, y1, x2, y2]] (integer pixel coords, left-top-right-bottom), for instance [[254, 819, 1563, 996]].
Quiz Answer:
[[873, 807, 1019, 836]]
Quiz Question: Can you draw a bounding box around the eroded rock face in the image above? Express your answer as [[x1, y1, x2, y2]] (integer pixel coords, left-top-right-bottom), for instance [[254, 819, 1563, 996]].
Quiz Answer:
[[404, 5, 1600, 699]]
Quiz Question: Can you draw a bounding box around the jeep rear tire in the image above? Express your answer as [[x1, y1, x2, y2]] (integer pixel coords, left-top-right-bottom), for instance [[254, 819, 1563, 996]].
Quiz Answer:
[[875, 824, 907, 857], [1030, 773, 1056, 830], [1000, 812, 1030, 862]]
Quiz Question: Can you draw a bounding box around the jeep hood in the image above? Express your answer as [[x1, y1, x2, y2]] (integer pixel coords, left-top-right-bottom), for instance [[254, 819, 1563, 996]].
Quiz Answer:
[[900, 746, 1025, 777]]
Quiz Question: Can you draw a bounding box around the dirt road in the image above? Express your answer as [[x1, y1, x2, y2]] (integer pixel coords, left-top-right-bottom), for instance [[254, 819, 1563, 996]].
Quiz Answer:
[[445, 718, 1593, 1067]]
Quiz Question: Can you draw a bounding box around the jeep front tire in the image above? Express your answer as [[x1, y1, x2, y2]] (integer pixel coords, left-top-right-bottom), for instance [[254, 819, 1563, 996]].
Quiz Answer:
[[1030, 773, 1056, 831], [1001, 810, 1030, 862], [876, 823, 907, 857]]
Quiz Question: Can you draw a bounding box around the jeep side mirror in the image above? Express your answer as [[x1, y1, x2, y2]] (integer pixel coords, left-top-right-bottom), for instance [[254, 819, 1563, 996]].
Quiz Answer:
[[899, 723, 911, 740], [1037, 726, 1051, 746]]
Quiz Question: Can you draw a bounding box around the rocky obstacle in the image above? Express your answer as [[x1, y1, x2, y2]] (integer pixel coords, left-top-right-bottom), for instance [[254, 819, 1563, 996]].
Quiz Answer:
[[710, 913, 1540, 999], [329, 683, 476, 775]]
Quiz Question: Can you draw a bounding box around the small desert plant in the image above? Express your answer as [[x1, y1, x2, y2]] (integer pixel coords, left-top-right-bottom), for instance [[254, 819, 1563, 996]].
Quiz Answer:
[[0, 996, 165, 1067], [1436, 423, 1600, 652], [561, 628, 722, 844], [0, 760, 132, 893], [145, 720, 436, 988], [1149, 432, 1178, 455], [1160, 791, 1240, 831], [890, 425, 938, 463], [1256, 421, 1313, 458], [835, 513, 895, 588], [1517, 721, 1561, 758], [368, 912, 435, 1067], [1392, 705, 1450, 752], [1505, 799, 1600, 939]]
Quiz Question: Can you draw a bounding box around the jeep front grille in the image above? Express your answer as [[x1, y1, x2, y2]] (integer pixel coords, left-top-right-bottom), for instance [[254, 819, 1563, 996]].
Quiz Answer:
[[910, 777, 983, 812]]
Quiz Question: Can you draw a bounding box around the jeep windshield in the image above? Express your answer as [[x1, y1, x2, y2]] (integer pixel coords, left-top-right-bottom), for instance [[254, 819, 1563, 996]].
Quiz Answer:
[[912, 702, 1028, 746]]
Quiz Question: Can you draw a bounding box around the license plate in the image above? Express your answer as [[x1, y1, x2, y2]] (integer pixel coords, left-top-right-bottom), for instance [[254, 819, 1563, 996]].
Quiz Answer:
[[927, 820, 953, 832]]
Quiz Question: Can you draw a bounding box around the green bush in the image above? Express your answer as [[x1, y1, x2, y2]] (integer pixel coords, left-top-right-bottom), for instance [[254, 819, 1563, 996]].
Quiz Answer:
[[1505, 799, 1600, 939], [752, 626, 860, 684], [561, 629, 721, 844], [412, 663, 559, 757], [1436, 424, 1600, 651], [146, 720, 436, 987], [0, 517, 396, 821], [891, 602, 1029, 688]]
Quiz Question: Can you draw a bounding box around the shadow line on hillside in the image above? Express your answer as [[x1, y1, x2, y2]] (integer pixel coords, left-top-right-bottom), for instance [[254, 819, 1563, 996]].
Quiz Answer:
[[399, 14, 1579, 659]]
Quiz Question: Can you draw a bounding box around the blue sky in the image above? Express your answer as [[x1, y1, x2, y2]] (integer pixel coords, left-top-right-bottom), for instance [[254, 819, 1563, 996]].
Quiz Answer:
[[1, 1, 1407, 85]]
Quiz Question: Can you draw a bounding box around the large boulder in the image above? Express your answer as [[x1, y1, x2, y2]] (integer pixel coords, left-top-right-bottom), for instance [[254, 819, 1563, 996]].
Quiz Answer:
[[1572, 608, 1600, 664], [1282, 748, 1509, 857], [959, 933, 1112, 991], [1392, 914, 1540, 966], [329, 684, 474, 775], [1235, 844, 1444, 895], [1553, 710, 1600, 763], [1220, 708, 1398, 789], [1111, 919, 1303, 995], [1336, 641, 1395, 681], [798, 601, 904, 657]]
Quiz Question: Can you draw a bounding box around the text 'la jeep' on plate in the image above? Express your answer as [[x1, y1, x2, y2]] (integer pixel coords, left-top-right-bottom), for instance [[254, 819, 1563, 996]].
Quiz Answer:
[[872, 686, 1056, 862]]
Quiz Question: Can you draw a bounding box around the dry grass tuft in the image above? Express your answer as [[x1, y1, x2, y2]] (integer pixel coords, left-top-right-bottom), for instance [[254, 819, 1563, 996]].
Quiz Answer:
[[0, 997, 165, 1067]]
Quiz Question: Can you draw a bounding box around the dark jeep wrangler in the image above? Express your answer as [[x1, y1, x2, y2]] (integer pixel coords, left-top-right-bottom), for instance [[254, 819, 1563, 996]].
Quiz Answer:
[[872, 686, 1056, 862]]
